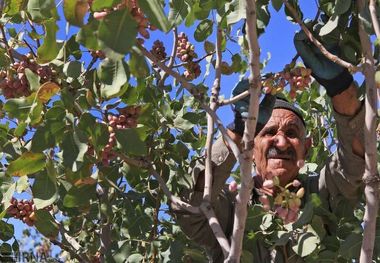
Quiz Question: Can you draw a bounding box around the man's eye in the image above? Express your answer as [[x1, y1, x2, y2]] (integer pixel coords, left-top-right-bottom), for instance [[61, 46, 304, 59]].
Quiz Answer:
[[263, 129, 276, 136], [285, 129, 298, 138]]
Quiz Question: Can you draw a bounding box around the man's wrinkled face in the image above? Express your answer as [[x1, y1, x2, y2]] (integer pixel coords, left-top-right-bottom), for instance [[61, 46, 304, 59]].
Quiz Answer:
[[253, 108, 310, 186]]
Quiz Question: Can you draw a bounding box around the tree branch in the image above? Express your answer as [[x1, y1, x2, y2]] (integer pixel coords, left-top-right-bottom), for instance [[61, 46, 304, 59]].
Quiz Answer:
[[219, 90, 249, 106], [58, 225, 91, 262], [357, 1, 380, 262], [283, 0, 359, 73], [0, 23, 15, 63], [115, 152, 200, 214], [369, 0, 380, 41], [99, 186, 112, 262], [159, 27, 178, 87], [147, 163, 201, 214], [203, 26, 223, 202], [200, 201, 231, 257], [172, 52, 215, 68], [226, 0, 262, 261], [137, 43, 242, 161]]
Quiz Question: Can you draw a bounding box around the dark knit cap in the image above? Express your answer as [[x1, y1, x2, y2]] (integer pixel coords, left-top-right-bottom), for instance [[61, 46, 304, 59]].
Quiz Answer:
[[273, 97, 306, 127]]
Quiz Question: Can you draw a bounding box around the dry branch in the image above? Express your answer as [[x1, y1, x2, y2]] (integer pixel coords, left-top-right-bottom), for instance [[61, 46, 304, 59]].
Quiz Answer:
[[357, 1, 380, 262], [225, 0, 262, 260]]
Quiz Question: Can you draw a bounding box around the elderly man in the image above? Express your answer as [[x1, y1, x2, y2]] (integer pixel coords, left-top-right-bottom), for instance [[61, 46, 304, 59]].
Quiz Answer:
[[175, 32, 365, 262]]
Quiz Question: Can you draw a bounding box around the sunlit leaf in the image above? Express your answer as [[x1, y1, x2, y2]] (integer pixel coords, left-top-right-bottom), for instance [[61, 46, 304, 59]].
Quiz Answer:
[[36, 82, 60, 103], [63, 0, 89, 27], [7, 152, 46, 177], [98, 9, 137, 55]]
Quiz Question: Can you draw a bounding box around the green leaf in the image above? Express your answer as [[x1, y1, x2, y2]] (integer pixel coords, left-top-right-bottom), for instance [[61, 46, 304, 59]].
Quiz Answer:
[[0, 221, 14, 241], [37, 19, 60, 63], [7, 152, 46, 176], [168, 0, 190, 26], [128, 51, 150, 78], [31, 121, 65, 152], [34, 209, 59, 238], [63, 184, 96, 208], [319, 15, 339, 36], [272, 0, 283, 11], [91, 0, 119, 11], [98, 58, 129, 98], [76, 17, 101, 50], [138, 0, 171, 32], [78, 113, 109, 152], [194, 19, 213, 42], [63, 61, 83, 79], [27, 0, 57, 22], [61, 129, 88, 172], [32, 160, 58, 209], [115, 128, 147, 156], [1, 183, 16, 211], [4, 93, 36, 120], [127, 253, 143, 263], [98, 9, 138, 55], [292, 232, 319, 257], [15, 175, 29, 193], [334, 0, 351, 15], [4, 0, 24, 16], [226, 0, 246, 25], [293, 201, 314, 229], [338, 232, 362, 259], [24, 68, 40, 92], [63, 0, 89, 27], [274, 231, 292, 246]]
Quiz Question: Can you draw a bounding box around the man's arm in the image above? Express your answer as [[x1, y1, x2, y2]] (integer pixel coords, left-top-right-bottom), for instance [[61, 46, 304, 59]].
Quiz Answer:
[[331, 83, 364, 158]]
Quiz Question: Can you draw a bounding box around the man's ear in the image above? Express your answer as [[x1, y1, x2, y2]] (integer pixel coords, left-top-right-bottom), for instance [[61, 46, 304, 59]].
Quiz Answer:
[[304, 137, 312, 157]]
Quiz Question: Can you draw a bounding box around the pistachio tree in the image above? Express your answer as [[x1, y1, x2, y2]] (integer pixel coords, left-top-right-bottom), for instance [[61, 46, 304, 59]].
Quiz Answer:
[[0, 0, 378, 262]]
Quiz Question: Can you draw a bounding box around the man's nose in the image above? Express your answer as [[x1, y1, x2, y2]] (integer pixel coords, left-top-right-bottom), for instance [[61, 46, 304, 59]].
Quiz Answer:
[[273, 133, 289, 150]]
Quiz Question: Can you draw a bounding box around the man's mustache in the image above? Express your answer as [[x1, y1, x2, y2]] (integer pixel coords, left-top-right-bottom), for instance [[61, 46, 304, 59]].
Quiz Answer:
[[266, 147, 296, 160]]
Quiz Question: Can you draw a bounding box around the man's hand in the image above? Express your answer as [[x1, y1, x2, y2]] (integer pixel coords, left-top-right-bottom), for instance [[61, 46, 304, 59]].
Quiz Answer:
[[228, 79, 276, 137], [293, 31, 353, 97]]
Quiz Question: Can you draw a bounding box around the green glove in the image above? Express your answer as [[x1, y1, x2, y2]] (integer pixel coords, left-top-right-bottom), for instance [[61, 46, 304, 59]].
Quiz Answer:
[[228, 79, 276, 136], [293, 30, 353, 97]]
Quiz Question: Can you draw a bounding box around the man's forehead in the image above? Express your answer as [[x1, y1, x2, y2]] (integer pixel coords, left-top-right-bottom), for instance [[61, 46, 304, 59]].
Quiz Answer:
[[267, 108, 304, 127]]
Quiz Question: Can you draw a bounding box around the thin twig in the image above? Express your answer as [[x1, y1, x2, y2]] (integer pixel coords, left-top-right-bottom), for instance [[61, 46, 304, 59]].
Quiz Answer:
[[138, 43, 242, 161], [159, 27, 178, 87], [50, 239, 89, 263], [23, 39, 37, 57], [219, 90, 249, 106], [283, 0, 358, 73], [115, 152, 200, 214], [58, 225, 91, 262], [226, 0, 262, 260], [148, 164, 201, 214], [357, 0, 380, 262], [99, 186, 112, 262], [27, 19, 41, 47], [369, 0, 380, 43], [172, 52, 215, 69], [0, 23, 14, 63]]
